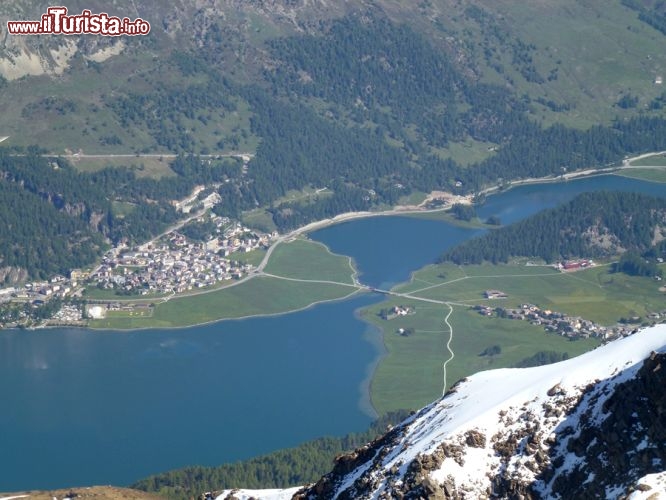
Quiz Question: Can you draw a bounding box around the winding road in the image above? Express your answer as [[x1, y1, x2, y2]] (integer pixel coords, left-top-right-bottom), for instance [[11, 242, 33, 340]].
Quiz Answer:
[[68, 148, 666, 393]]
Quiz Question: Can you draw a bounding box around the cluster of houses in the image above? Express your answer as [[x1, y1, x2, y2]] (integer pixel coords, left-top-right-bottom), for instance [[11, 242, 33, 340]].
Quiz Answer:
[[555, 259, 595, 271], [473, 303, 645, 341], [51, 304, 84, 324], [0, 213, 273, 327], [90, 221, 271, 295], [0, 274, 78, 304], [0, 275, 82, 327], [381, 305, 415, 320]]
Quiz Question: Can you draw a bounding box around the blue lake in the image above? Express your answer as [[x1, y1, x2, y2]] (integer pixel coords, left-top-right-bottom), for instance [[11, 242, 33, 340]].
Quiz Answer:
[[311, 217, 481, 289], [0, 294, 384, 491], [476, 175, 666, 225], [310, 175, 666, 282], [0, 174, 663, 491]]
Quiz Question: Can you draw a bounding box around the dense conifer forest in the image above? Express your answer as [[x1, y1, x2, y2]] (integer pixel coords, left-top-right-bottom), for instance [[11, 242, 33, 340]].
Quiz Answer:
[[4, 11, 666, 276], [0, 152, 241, 279], [440, 192, 666, 265]]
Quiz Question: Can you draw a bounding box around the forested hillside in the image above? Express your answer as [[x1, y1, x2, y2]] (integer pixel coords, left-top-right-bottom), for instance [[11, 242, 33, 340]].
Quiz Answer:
[[176, 13, 666, 231], [441, 191, 666, 264], [3, 1, 666, 275], [0, 152, 242, 280]]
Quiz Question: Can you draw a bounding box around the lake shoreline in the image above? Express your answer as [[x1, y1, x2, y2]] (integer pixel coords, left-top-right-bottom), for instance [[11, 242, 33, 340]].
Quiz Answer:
[[16, 163, 664, 334], [5, 172, 665, 492]]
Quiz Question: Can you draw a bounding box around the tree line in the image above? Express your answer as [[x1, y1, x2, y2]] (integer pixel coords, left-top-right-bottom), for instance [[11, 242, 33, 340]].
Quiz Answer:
[[0, 152, 244, 279], [440, 191, 666, 265]]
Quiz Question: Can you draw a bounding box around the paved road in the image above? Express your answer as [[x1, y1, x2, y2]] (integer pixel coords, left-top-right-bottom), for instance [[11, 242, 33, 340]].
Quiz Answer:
[[45, 152, 254, 160]]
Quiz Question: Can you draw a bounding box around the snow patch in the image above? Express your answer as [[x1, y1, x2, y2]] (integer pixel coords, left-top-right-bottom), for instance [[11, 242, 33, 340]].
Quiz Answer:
[[219, 326, 666, 499], [335, 325, 666, 498], [628, 471, 666, 499], [215, 487, 302, 500]]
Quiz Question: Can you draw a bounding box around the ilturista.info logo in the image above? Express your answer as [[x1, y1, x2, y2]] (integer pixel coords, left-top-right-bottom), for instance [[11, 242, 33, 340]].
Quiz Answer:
[[7, 6, 150, 36]]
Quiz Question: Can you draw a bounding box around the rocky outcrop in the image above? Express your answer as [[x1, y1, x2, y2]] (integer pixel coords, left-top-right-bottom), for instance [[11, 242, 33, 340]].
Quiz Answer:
[[0, 0, 360, 80], [221, 328, 666, 500], [294, 422, 410, 500], [292, 328, 666, 500], [0, 265, 28, 285], [543, 352, 666, 498]]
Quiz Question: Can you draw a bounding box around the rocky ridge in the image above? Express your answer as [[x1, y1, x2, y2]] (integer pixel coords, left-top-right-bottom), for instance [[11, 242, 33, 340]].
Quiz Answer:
[[0, 0, 358, 80], [219, 324, 666, 499]]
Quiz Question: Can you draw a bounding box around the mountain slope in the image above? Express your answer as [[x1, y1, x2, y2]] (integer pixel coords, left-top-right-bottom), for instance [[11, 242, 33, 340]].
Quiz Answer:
[[219, 324, 666, 499], [3, 0, 666, 155], [441, 191, 666, 264]]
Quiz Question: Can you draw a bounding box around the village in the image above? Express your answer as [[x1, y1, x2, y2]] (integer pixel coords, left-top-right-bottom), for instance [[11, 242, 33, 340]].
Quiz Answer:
[[472, 302, 664, 342], [89, 217, 270, 296], [0, 213, 273, 328], [555, 259, 595, 272]]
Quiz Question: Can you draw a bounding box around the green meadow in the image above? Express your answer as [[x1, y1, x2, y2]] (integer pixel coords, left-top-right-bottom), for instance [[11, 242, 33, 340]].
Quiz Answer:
[[402, 263, 665, 324], [264, 238, 356, 284], [91, 238, 359, 329], [364, 261, 664, 414], [618, 168, 666, 183]]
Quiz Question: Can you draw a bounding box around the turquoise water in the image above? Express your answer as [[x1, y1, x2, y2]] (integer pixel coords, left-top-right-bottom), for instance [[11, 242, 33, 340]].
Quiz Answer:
[[475, 175, 666, 225], [0, 174, 663, 491], [311, 217, 481, 289], [0, 294, 383, 491], [311, 175, 665, 282]]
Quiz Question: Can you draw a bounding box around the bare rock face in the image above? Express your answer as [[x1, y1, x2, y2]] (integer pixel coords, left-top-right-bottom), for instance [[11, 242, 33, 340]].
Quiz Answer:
[[0, 2, 134, 79], [0, 0, 362, 80], [0, 265, 28, 284], [464, 429, 486, 448], [543, 352, 666, 498]]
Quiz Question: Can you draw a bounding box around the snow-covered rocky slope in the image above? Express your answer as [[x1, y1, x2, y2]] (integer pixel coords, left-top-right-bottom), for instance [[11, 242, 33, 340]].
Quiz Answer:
[[218, 324, 666, 499]]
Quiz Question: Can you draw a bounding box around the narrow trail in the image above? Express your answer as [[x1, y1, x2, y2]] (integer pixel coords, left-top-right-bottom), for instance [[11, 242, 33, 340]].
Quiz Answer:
[[261, 272, 361, 288], [442, 303, 455, 395], [381, 288, 458, 394], [407, 271, 562, 296]]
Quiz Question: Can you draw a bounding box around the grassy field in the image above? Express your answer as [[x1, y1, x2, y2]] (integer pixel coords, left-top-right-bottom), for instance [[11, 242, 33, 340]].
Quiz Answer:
[[397, 191, 428, 206], [0, 48, 258, 156], [362, 296, 599, 414], [111, 200, 138, 217], [402, 263, 665, 324], [264, 238, 356, 284], [429, 138, 498, 166], [467, 0, 666, 128], [364, 261, 664, 414], [393, 263, 559, 295], [630, 154, 666, 167], [618, 168, 666, 183], [105, 308, 153, 319], [71, 156, 177, 178], [400, 210, 490, 229], [271, 186, 332, 208], [0, 53, 160, 153], [230, 248, 267, 267], [0, 486, 162, 500], [91, 238, 359, 329], [242, 208, 278, 233], [93, 276, 359, 329], [361, 296, 448, 413]]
